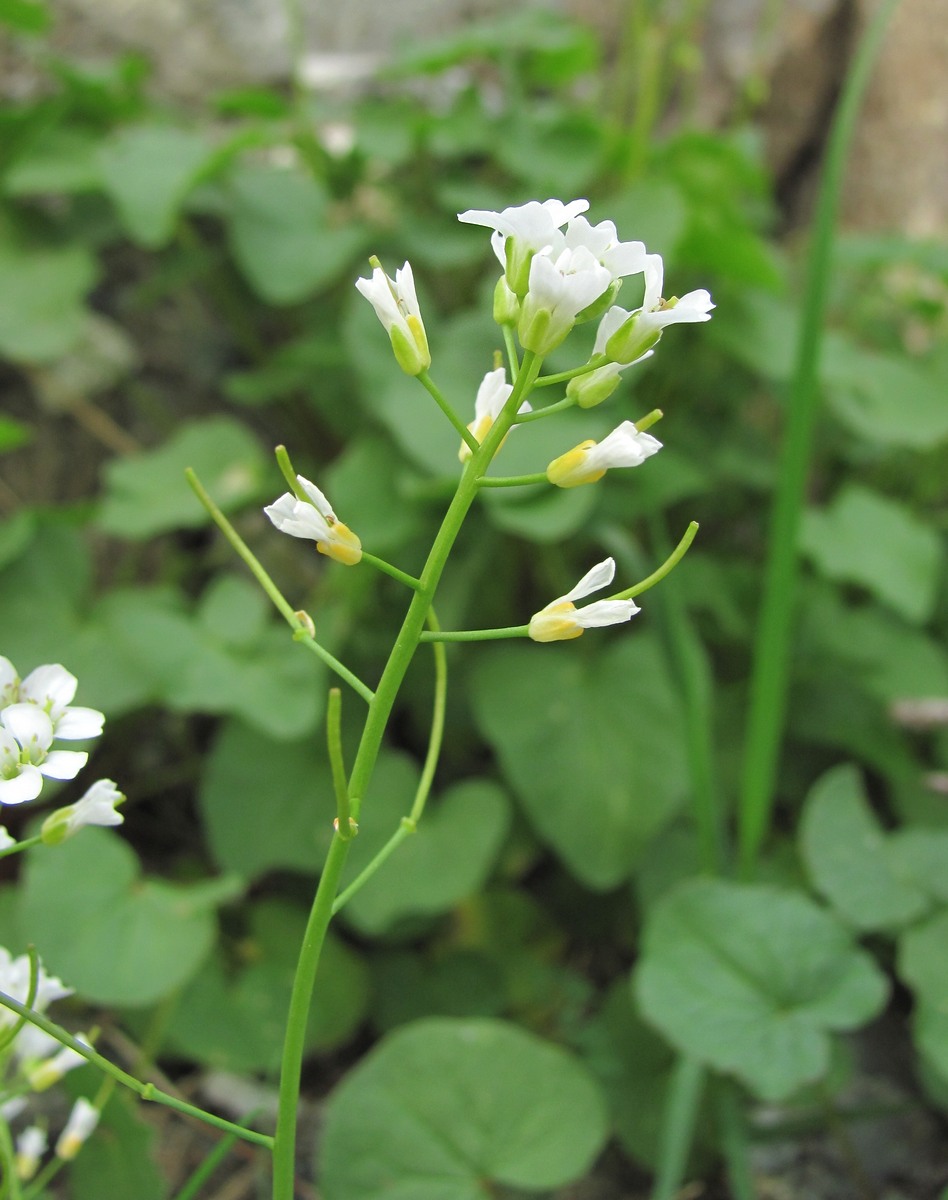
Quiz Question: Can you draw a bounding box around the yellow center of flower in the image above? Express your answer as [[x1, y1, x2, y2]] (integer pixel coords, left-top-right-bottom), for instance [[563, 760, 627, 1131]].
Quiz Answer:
[[317, 522, 362, 566], [546, 440, 606, 489], [529, 601, 584, 643]]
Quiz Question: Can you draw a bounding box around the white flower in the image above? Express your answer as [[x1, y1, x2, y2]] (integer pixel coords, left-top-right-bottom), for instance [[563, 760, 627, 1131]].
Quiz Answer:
[[0, 657, 17, 708], [55, 1098, 99, 1160], [25, 1034, 91, 1091], [18, 664, 104, 741], [0, 826, 14, 851], [518, 246, 613, 356], [0, 947, 72, 1062], [355, 260, 430, 376], [528, 558, 640, 643], [458, 198, 589, 295], [42, 779, 125, 844], [0, 706, 88, 807], [546, 421, 662, 488], [15, 1125, 46, 1181], [458, 368, 531, 462], [264, 476, 362, 566], [596, 253, 714, 364], [554, 216, 647, 283]]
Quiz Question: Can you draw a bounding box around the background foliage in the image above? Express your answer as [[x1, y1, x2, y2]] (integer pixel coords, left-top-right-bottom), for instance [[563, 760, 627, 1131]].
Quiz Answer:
[[0, 2, 946, 1196]]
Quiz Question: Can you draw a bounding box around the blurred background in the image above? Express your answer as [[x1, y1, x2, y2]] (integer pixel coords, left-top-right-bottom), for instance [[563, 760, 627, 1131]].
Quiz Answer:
[[0, 0, 946, 1196]]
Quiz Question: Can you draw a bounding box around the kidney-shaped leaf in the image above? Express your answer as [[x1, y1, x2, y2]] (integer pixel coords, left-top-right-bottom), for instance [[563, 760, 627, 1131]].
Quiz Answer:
[[635, 878, 889, 1101], [319, 1017, 608, 1200], [800, 764, 929, 931], [18, 828, 230, 1006], [471, 634, 687, 889]]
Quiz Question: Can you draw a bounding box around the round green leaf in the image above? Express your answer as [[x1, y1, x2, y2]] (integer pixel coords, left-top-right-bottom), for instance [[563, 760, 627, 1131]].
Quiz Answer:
[[97, 415, 267, 538], [98, 125, 212, 247], [800, 764, 929, 931], [17, 828, 220, 1006], [471, 634, 687, 889], [340, 780, 511, 935], [635, 878, 889, 1101], [0, 238, 96, 362], [167, 900, 367, 1072], [320, 1018, 608, 1199]]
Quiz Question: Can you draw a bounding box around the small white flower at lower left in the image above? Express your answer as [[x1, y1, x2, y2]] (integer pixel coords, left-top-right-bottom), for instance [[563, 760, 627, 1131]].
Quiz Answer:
[[528, 558, 640, 643], [264, 476, 362, 566], [56, 1098, 100, 1160], [0, 706, 88, 807]]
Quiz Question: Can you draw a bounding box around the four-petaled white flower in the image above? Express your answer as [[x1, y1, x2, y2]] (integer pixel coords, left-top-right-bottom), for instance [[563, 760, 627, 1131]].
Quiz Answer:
[[528, 558, 640, 643], [459, 368, 531, 462], [0, 705, 88, 807], [596, 252, 714, 365], [518, 246, 614, 356], [355, 260, 430, 376], [25, 1034, 91, 1091], [547, 420, 662, 489], [553, 216, 648, 285], [1, 660, 105, 741], [264, 475, 362, 566], [458, 198, 590, 296], [56, 1098, 100, 1161]]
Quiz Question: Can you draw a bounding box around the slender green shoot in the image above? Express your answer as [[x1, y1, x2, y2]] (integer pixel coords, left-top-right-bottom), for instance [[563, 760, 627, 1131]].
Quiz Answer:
[[274, 445, 307, 498], [737, 0, 901, 876], [534, 356, 607, 387], [717, 1081, 756, 1200], [360, 552, 423, 591], [0, 1117, 22, 1200], [0, 991, 273, 1148], [651, 1056, 705, 1200], [186, 468, 375, 704], [0, 835, 41, 860], [326, 689, 353, 839], [419, 625, 529, 643], [613, 521, 698, 600], [418, 370, 479, 453], [477, 473, 548, 488], [513, 397, 574, 422]]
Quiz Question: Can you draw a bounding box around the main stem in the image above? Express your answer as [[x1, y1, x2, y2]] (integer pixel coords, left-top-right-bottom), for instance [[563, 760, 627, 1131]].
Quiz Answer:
[[270, 352, 541, 1200]]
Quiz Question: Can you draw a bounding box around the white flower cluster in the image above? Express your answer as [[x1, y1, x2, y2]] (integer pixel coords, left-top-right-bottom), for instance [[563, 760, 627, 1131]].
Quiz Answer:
[[0, 657, 123, 837], [270, 198, 712, 645], [0, 946, 98, 1177]]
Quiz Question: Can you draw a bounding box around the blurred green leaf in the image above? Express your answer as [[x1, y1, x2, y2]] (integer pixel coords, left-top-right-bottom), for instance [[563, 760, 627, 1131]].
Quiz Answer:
[[0, 0, 48, 33], [800, 483, 941, 623], [635, 878, 889, 1100], [226, 165, 370, 304], [320, 1018, 608, 1199], [197, 574, 269, 647], [370, 949, 506, 1032], [97, 416, 267, 538], [167, 900, 367, 1071], [0, 416, 30, 453], [4, 127, 102, 195], [900, 912, 948, 1082], [18, 828, 222, 1006], [471, 634, 687, 889], [341, 779, 511, 936], [800, 764, 928, 931], [98, 124, 213, 247], [71, 1093, 165, 1200], [0, 236, 96, 362]]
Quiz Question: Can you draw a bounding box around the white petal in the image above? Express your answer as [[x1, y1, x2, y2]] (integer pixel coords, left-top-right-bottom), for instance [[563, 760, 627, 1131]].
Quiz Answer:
[[593, 306, 632, 356], [643, 254, 664, 310], [39, 750, 87, 781], [0, 657, 18, 707], [1, 704, 54, 754], [296, 475, 333, 518], [473, 368, 513, 420], [0, 826, 15, 850], [562, 558, 616, 604], [660, 289, 715, 324], [573, 599, 640, 628], [54, 707, 105, 740], [20, 664, 78, 715], [0, 768, 43, 805]]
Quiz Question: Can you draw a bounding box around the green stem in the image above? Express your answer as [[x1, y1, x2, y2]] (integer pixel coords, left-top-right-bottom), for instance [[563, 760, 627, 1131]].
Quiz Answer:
[[360, 551, 423, 590], [417, 370, 479, 453], [477, 473, 547, 488], [272, 832, 353, 1199], [502, 325, 520, 377], [534, 356, 607, 387], [332, 818, 414, 915], [737, 0, 901, 877], [0, 1117, 22, 1200], [186, 468, 374, 704], [272, 354, 543, 1200], [326, 689, 352, 837], [614, 521, 699, 600], [651, 1056, 705, 1200], [419, 625, 529, 642], [274, 445, 307, 499], [0, 835, 41, 860], [513, 397, 574, 422], [717, 1082, 756, 1200], [0, 991, 272, 1149]]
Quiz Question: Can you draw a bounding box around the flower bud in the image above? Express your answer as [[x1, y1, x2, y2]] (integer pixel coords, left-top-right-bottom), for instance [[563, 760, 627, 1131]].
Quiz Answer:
[[566, 363, 623, 409]]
